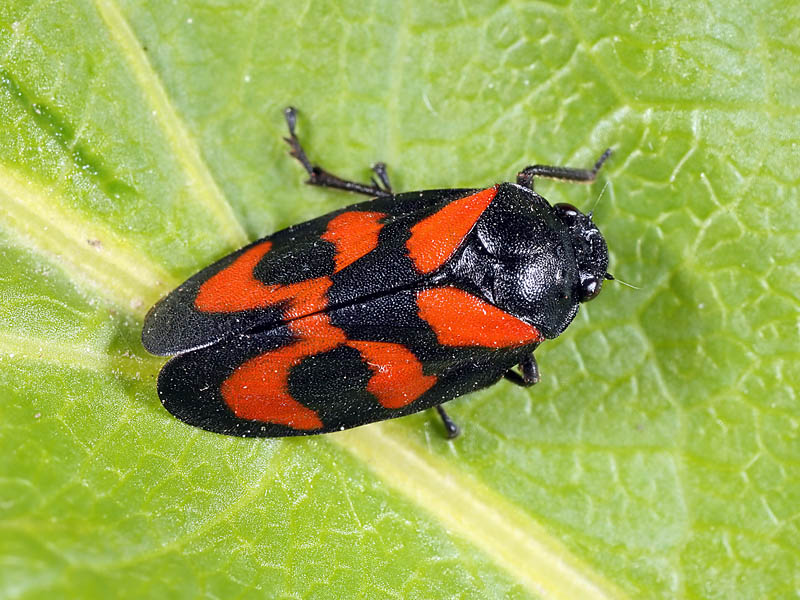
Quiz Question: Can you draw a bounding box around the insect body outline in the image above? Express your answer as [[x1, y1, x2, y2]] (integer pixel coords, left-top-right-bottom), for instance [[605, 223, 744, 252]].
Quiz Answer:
[[142, 107, 613, 438]]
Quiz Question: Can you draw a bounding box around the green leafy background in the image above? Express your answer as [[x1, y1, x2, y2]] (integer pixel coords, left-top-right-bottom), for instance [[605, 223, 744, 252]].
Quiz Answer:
[[1, 1, 797, 598]]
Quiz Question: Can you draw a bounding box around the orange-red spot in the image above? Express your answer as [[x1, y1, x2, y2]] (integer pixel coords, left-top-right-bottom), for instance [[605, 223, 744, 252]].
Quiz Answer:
[[196, 241, 272, 312], [220, 313, 347, 430], [406, 187, 498, 274], [221, 315, 439, 426], [321, 211, 386, 272], [347, 341, 436, 408], [281, 278, 333, 319], [194, 240, 332, 317], [417, 287, 542, 348]]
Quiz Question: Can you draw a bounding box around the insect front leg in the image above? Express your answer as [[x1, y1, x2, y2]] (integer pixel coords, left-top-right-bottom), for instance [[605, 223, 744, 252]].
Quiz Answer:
[[516, 149, 612, 191], [283, 107, 393, 197], [504, 353, 540, 387]]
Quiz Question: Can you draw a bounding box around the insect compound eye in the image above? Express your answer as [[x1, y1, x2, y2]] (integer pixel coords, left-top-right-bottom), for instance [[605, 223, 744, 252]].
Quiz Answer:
[[578, 276, 601, 302], [554, 202, 581, 223]]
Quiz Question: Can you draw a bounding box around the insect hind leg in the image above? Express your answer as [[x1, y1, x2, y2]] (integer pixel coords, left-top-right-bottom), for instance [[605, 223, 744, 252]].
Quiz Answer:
[[283, 107, 393, 197]]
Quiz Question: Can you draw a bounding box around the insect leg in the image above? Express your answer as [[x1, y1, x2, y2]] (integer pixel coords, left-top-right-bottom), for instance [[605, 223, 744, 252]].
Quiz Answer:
[[435, 405, 460, 439], [283, 107, 393, 197], [504, 353, 540, 387], [371, 162, 392, 194], [516, 149, 612, 191]]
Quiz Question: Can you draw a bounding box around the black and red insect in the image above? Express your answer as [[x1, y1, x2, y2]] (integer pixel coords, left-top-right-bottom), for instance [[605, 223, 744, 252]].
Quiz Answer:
[[142, 107, 613, 438]]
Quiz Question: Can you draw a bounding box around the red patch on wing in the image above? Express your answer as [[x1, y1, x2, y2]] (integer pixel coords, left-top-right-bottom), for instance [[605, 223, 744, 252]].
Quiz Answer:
[[220, 313, 347, 430], [417, 287, 542, 348], [195, 241, 273, 312], [194, 240, 332, 317], [321, 211, 386, 272], [406, 187, 497, 274], [222, 319, 437, 428], [347, 341, 436, 408]]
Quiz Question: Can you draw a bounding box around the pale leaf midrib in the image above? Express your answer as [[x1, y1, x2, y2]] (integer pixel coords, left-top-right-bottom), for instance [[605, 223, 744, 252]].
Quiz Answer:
[[0, 165, 176, 313], [0, 331, 162, 380], [333, 423, 628, 600]]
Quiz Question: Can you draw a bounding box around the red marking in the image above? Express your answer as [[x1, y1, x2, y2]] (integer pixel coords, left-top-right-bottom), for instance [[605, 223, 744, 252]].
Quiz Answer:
[[281, 278, 332, 319], [195, 241, 273, 312], [417, 287, 542, 348], [220, 313, 347, 430], [406, 187, 498, 274], [222, 319, 438, 427], [321, 211, 386, 272], [194, 240, 332, 317], [347, 341, 436, 408]]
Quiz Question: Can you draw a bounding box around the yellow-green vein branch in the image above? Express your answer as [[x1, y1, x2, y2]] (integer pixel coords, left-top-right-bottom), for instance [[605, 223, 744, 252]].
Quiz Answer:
[[93, 0, 249, 248]]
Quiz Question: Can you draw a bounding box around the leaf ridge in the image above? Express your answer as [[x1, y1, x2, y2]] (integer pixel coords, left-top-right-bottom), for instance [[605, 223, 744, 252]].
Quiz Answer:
[[0, 332, 161, 379], [334, 423, 629, 600], [0, 165, 176, 313], [92, 0, 250, 249]]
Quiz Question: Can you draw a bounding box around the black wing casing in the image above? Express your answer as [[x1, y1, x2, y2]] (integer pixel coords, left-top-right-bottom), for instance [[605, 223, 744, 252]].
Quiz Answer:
[[147, 184, 559, 437], [157, 287, 542, 436], [141, 188, 476, 355]]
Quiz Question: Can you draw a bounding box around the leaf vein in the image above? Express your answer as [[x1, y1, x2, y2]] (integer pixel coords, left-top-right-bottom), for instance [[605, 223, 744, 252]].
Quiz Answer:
[[93, 0, 249, 248]]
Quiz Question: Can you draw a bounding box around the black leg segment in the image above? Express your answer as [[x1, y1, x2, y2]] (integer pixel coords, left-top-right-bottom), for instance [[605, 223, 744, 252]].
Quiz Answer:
[[283, 107, 392, 198], [435, 405, 460, 439], [370, 162, 392, 194], [504, 353, 540, 387], [517, 148, 612, 190]]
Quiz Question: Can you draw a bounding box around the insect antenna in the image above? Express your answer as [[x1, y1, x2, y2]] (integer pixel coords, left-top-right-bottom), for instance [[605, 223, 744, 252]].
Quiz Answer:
[[605, 273, 639, 290], [587, 181, 610, 219]]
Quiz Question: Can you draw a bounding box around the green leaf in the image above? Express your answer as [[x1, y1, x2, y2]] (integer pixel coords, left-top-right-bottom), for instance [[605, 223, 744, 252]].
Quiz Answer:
[[1, 1, 797, 598]]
